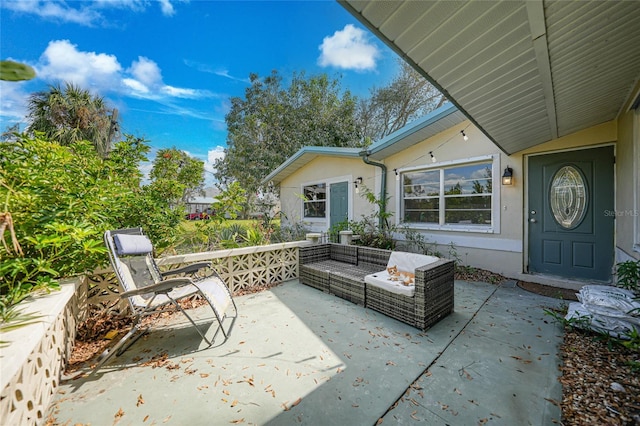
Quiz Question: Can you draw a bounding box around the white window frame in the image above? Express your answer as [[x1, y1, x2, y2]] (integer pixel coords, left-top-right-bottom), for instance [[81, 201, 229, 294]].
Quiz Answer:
[[301, 182, 327, 220], [634, 107, 640, 253], [396, 154, 501, 234]]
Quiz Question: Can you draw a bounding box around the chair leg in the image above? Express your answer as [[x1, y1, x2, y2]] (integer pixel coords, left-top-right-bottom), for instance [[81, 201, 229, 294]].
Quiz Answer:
[[168, 297, 215, 346], [90, 321, 147, 375]]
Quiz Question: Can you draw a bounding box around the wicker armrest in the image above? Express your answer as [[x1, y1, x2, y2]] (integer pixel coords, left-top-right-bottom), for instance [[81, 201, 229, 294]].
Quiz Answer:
[[299, 244, 331, 265]]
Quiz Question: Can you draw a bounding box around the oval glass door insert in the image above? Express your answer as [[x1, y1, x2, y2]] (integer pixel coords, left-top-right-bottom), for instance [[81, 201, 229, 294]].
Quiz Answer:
[[550, 165, 587, 229]]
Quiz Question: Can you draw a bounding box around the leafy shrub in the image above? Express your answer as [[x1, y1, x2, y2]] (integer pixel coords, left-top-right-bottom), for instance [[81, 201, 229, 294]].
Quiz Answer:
[[616, 260, 640, 293], [0, 134, 180, 320]]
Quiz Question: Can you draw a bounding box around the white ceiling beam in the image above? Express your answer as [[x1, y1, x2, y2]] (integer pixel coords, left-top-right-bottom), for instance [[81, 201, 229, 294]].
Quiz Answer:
[[526, 0, 558, 139]]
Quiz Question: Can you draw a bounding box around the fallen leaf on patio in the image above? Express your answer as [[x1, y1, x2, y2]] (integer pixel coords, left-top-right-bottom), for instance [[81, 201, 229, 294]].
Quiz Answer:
[[239, 341, 245, 345], [411, 411, 419, 420], [143, 414, 149, 422], [162, 415, 171, 423], [376, 419, 383, 425], [479, 418, 488, 424], [181, 358, 193, 363], [490, 412, 502, 418], [386, 360, 396, 366], [454, 388, 462, 395], [468, 399, 479, 406], [136, 394, 144, 407], [114, 408, 125, 421], [229, 418, 244, 424], [197, 385, 209, 390], [352, 404, 359, 408], [200, 373, 209, 378], [230, 400, 238, 407], [291, 397, 302, 407], [223, 389, 230, 395]]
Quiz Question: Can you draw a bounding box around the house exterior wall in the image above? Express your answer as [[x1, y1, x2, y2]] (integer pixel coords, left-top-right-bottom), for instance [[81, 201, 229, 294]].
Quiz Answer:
[[385, 120, 619, 283], [278, 156, 374, 232], [615, 107, 640, 262], [385, 123, 522, 276]]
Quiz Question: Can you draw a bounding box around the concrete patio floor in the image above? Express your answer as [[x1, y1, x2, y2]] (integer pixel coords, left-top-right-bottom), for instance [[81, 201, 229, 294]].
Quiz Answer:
[[47, 279, 565, 425]]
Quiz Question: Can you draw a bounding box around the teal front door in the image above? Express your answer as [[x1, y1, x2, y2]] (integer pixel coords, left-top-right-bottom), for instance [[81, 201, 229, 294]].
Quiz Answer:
[[329, 182, 348, 229], [528, 146, 615, 281]]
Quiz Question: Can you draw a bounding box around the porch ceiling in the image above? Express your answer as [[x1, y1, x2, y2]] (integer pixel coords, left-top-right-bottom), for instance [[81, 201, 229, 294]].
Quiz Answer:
[[340, 0, 640, 154]]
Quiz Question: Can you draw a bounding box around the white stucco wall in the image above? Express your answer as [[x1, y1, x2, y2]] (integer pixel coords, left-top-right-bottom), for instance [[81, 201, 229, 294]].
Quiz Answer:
[[278, 156, 375, 233]]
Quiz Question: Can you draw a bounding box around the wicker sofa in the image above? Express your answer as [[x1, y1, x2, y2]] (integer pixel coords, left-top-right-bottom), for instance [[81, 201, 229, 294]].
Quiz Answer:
[[299, 243, 455, 330]]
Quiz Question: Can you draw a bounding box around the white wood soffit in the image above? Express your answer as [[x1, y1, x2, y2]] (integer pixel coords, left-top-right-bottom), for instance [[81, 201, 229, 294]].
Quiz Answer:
[[340, 0, 640, 155]]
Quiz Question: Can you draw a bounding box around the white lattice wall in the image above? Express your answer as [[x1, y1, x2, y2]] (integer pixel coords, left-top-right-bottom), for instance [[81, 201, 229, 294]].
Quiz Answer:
[[0, 280, 80, 426], [86, 241, 306, 309]]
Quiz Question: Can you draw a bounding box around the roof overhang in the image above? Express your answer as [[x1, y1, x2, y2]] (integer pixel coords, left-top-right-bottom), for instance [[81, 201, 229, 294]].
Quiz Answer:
[[261, 146, 363, 185], [341, 0, 640, 154], [366, 103, 466, 160]]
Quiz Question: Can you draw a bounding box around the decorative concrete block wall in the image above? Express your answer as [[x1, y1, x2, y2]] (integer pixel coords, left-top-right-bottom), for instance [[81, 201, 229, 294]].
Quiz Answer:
[[0, 279, 80, 426]]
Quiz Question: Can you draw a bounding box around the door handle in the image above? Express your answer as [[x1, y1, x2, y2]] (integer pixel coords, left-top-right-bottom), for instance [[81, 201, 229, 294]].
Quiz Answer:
[[530, 218, 537, 223]]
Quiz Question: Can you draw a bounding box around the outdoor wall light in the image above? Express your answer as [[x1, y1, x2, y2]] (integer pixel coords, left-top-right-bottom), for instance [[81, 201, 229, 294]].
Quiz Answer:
[[354, 177, 363, 193], [502, 167, 514, 185], [461, 130, 469, 141]]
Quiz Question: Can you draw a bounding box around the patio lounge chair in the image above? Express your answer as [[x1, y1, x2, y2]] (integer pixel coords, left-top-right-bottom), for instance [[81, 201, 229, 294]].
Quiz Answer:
[[93, 228, 237, 373]]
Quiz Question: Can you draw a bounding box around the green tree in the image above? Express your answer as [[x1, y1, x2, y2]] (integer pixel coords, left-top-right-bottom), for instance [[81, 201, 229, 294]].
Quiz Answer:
[[216, 71, 361, 195], [0, 133, 182, 319], [26, 82, 118, 158], [149, 148, 205, 205], [357, 60, 446, 141]]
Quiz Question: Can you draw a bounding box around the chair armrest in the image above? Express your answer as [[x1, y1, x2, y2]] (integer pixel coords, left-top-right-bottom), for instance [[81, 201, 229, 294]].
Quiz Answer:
[[120, 277, 194, 298], [161, 262, 212, 277]]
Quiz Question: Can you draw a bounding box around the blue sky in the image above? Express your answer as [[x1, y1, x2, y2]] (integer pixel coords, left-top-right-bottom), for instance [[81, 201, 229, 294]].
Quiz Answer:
[[0, 0, 400, 183]]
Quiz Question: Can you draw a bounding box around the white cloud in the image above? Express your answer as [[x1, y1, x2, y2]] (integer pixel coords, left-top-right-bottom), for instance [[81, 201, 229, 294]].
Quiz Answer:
[[0, 81, 30, 122], [158, 0, 175, 16], [122, 78, 149, 94], [129, 56, 163, 88], [37, 40, 122, 90], [35, 41, 215, 104], [1, 0, 182, 26], [318, 24, 379, 71], [1, 1, 101, 26], [206, 146, 225, 172]]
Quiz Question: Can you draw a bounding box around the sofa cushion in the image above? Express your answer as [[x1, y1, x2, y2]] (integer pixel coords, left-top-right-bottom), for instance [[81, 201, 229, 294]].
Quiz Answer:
[[364, 252, 440, 297], [365, 270, 415, 297], [387, 251, 439, 274]]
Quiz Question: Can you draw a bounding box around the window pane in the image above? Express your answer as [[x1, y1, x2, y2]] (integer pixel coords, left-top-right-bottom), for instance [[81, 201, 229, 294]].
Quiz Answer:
[[404, 198, 439, 223], [403, 170, 439, 197], [304, 201, 326, 218], [445, 195, 491, 225], [444, 164, 492, 195], [304, 184, 326, 201]]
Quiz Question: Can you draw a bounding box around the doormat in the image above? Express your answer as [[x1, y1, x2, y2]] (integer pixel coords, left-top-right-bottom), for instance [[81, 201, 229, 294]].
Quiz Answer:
[[517, 281, 578, 301]]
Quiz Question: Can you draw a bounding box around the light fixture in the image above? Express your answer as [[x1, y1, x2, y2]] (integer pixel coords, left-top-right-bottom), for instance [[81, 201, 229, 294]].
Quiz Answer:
[[394, 169, 400, 181], [502, 167, 514, 185], [461, 130, 468, 141], [429, 151, 437, 163], [354, 177, 363, 193]]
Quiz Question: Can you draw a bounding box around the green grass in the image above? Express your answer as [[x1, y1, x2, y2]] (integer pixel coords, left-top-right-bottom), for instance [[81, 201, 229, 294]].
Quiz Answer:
[[180, 218, 279, 232]]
